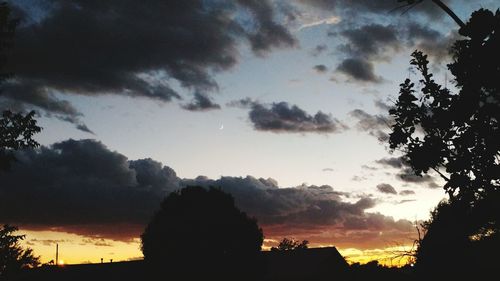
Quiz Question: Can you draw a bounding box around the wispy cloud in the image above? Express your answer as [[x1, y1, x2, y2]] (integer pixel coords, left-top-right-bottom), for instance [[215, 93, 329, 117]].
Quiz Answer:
[[298, 15, 341, 30]]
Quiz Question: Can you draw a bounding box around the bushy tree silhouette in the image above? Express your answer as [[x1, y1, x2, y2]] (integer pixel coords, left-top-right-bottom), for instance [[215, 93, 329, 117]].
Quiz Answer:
[[390, 9, 499, 204], [0, 225, 39, 280], [271, 238, 308, 251], [0, 110, 41, 170], [0, 3, 41, 170], [389, 9, 499, 277], [141, 186, 263, 278]]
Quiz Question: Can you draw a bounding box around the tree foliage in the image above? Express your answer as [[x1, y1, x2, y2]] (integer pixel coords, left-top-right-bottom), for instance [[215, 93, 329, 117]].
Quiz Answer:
[[141, 186, 263, 277], [389, 8, 500, 277], [0, 110, 41, 170], [414, 197, 500, 278], [0, 225, 39, 280], [0, 3, 41, 170], [271, 238, 309, 251], [389, 9, 500, 204]]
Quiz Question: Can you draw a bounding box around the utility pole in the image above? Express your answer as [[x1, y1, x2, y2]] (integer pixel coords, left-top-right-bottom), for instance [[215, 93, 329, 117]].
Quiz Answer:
[[55, 243, 59, 265]]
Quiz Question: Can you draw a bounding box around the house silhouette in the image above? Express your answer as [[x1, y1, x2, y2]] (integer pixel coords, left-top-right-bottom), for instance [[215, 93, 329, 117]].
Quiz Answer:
[[263, 247, 349, 281]]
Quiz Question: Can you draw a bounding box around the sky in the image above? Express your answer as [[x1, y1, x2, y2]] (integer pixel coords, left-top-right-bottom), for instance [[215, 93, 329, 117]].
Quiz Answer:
[[1, 0, 498, 266]]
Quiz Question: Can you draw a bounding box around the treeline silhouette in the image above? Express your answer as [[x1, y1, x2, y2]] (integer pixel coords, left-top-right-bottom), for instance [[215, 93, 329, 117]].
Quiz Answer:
[[389, 8, 500, 279]]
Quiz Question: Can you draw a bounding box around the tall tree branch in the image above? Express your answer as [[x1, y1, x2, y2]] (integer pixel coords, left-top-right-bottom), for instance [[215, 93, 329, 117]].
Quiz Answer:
[[431, 0, 465, 29]]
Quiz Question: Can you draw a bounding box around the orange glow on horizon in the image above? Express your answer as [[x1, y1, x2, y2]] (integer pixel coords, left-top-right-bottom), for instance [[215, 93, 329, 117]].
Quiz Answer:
[[338, 246, 414, 267], [21, 230, 414, 267], [20, 230, 143, 265]]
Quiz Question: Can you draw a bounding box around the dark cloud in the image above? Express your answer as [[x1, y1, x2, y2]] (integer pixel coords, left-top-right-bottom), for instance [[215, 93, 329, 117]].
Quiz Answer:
[[0, 139, 413, 248], [248, 101, 347, 134], [374, 99, 393, 112], [299, 0, 450, 19], [340, 24, 399, 59], [348, 0, 454, 20], [361, 165, 377, 170], [313, 64, 328, 73], [404, 22, 459, 63], [275, 0, 301, 24], [396, 199, 416, 204], [337, 58, 382, 83], [376, 183, 397, 194], [182, 92, 221, 111], [349, 109, 390, 141], [351, 175, 367, 182], [310, 44, 328, 56], [427, 181, 441, 189], [75, 123, 94, 134], [375, 157, 406, 169], [237, 0, 297, 55], [397, 167, 437, 185], [0, 139, 180, 241], [4, 0, 295, 130], [297, 1, 464, 87], [27, 239, 69, 247], [334, 24, 399, 84], [406, 22, 442, 41], [81, 238, 113, 247], [226, 97, 256, 108], [399, 190, 416, 196], [184, 176, 413, 249], [374, 156, 440, 188]]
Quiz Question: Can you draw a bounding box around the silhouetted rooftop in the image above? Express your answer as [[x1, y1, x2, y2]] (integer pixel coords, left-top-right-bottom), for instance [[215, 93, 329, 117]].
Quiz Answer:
[[263, 247, 349, 281]]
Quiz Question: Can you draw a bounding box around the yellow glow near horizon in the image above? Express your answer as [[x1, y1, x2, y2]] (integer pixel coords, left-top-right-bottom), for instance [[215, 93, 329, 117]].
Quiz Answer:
[[338, 246, 414, 267], [20, 229, 414, 267], [21, 230, 142, 265]]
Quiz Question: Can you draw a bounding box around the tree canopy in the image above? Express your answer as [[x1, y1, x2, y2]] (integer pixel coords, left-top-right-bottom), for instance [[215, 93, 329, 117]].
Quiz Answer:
[[0, 110, 41, 170], [271, 238, 309, 252], [0, 3, 41, 171], [389, 8, 500, 277], [389, 9, 500, 204], [141, 186, 263, 277], [0, 225, 39, 280]]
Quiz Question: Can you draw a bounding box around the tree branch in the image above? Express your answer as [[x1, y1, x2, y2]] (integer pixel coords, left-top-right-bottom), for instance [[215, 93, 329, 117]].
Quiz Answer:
[[432, 166, 450, 182], [431, 0, 466, 29]]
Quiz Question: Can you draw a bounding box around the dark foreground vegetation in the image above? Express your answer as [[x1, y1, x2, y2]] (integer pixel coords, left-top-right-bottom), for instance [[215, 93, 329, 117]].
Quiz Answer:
[[388, 7, 500, 280], [11, 256, 415, 281]]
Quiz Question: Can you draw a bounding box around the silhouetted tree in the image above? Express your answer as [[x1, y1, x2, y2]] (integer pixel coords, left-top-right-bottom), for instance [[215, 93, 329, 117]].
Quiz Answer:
[[141, 186, 263, 279], [389, 9, 500, 277], [271, 238, 308, 251], [0, 3, 41, 171], [0, 110, 41, 170], [389, 9, 499, 205], [0, 225, 39, 280]]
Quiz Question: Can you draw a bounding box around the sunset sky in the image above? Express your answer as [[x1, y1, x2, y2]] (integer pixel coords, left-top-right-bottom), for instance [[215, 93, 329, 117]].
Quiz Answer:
[[1, 0, 498, 266]]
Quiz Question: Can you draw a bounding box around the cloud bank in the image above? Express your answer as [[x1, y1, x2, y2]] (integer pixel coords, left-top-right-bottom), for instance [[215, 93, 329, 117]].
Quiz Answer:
[[0, 139, 413, 248], [230, 99, 347, 134], [3, 0, 296, 130]]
